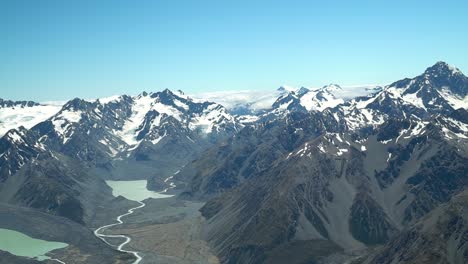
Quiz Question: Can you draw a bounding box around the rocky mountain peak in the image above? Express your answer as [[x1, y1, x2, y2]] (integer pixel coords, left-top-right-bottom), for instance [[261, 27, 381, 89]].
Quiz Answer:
[[420, 61, 467, 97], [150, 88, 193, 107], [297, 87, 310, 96], [160, 88, 175, 96], [158, 88, 188, 98], [2, 127, 28, 145], [277, 86, 296, 93], [61, 98, 94, 112], [383, 62, 467, 113], [424, 61, 461, 77]]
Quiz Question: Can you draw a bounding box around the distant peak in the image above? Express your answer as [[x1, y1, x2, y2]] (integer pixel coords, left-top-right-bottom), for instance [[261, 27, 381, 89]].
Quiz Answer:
[[0, 98, 40, 108], [172, 89, 192, 101], [150, 88, 193, 103], [322, 84, 342, 91], [159, 88, 183, 98], [434, 61, 449, 66], [162, 88, 172, 94], [62, 98, 89, 110], [425, 61, 461, 76], [277, 86, 296, 93], [158, 88, 186, 98]]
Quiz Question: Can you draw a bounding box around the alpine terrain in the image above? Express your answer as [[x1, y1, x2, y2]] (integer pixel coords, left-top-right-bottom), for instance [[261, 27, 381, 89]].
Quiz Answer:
[[0, 62, 467, 264]]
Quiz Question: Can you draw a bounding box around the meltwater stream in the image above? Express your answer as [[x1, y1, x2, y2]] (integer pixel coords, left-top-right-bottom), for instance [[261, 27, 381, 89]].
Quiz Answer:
[[94, 179, 174, 264]]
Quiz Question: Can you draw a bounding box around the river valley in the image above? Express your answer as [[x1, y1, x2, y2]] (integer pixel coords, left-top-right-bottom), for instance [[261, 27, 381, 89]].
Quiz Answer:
[[0, 178, 218, 264], [92, 179, 218, 264], [94, 180, 173, 264]]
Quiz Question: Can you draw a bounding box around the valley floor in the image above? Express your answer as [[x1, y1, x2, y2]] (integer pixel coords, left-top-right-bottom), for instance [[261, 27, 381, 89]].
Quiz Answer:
[[91, 196, 219, 264]]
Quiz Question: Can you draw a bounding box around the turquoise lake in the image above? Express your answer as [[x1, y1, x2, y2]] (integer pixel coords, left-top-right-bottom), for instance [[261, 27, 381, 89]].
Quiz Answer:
[[106, 180, 173, 201], [0, 228, 68, 261]]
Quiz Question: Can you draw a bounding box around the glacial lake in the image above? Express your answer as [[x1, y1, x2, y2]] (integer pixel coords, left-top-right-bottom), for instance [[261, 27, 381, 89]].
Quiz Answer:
[[0, 228, 68, 261], [106, 180, 173, 201]]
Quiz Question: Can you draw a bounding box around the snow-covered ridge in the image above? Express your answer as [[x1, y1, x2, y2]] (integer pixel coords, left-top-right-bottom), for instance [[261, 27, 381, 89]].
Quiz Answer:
[[269, 84, 377, 114], [439, 88, 468, 110], [299, 84, 345, 111], [34, 90, 241, 149], [191, 84, 381, 114], [1, 62, 465, 143], [51, 109, 83, 144], [335, 62, 468, 131], [0, 84, 381, 138], [111, 90, 241, 146]]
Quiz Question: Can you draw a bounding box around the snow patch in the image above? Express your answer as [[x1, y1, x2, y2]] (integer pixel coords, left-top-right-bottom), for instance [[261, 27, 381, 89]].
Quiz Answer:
[[336, 148, 348, 156], [115, 94, 154, 146], [98, 95, 121, 104]]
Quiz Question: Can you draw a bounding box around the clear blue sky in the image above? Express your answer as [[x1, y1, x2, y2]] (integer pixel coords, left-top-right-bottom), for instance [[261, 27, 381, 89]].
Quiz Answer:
[[2, 0, 467, 101]]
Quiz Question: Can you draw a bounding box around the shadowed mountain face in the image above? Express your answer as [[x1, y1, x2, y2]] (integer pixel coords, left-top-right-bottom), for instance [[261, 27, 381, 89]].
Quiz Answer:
[[358, 189, 468, 264], [0, 62, 467, 264], [176, 62, 468, 263]]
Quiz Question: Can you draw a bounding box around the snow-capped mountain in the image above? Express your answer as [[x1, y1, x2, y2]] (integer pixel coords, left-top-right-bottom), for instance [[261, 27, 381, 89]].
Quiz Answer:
[[191, 84, 381, 117], [266, 84, 371, 119], [0, 85, 380, 138], [1, 89, 243, 189], [0, 127, 42, 181], [39, 90, 240, 148], [0, 88, 245, 229], [271, 84, 346, 113], [298, 84, 345, 111], [108, 89, 241, 146], [1, 61, 467, 264], [388, 61, 467, 112], [331, 62, 468, 132], [177, 62, 468, 263]]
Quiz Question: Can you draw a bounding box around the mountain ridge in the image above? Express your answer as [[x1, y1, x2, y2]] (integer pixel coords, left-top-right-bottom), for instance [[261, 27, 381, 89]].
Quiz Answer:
[[0, 61, 467, 264], [174, 61, 468, 263]]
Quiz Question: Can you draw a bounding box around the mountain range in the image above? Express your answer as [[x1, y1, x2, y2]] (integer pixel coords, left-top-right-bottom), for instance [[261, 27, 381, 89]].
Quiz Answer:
[[0, 61, 467, 264]]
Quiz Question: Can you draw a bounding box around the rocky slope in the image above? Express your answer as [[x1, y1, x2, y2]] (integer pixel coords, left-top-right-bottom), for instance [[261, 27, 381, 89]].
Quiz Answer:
[[357, 189, 468, 264], [178, 62, 468, 263]]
